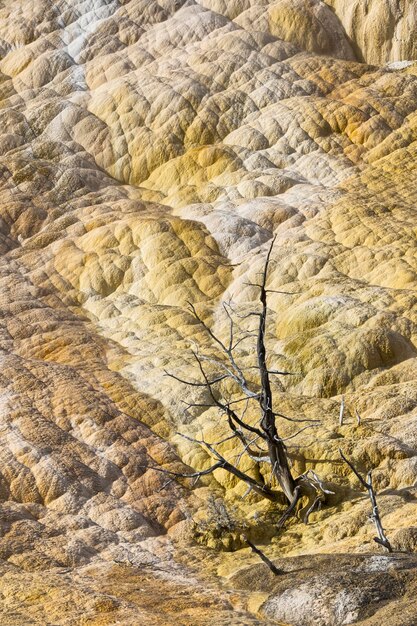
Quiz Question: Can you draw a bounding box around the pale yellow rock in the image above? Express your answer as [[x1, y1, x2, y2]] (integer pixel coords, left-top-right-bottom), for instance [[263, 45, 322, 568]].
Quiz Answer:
[[324, 0, 417, 64], [0, 1, 416, 624]]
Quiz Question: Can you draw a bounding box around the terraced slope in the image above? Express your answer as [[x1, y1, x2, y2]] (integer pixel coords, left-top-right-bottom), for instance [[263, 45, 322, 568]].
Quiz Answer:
[[0, 1, 416, 624]]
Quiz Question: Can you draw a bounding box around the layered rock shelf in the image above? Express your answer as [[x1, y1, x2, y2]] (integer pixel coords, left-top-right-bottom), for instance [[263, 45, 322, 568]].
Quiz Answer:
[[0, 1, 416, 624]]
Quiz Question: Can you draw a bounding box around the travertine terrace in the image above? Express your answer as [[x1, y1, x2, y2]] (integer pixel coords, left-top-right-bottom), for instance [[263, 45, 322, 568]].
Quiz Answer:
[[0, 1, 416, 624]]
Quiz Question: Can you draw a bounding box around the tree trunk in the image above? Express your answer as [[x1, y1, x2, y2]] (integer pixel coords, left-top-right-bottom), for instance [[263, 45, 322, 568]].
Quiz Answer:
[[257, 249, 297, 503]]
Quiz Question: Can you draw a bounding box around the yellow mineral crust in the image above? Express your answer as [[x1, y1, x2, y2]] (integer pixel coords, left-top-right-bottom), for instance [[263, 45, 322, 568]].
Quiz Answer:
[[324, 0, 417, 65], [0, 1, 416, 624]]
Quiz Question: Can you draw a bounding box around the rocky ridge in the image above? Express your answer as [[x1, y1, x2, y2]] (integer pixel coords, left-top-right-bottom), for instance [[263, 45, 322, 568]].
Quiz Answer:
[[0, 1, 416, 624]]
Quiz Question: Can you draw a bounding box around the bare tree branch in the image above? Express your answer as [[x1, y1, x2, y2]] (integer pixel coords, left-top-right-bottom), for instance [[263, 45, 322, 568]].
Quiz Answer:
[[303, 495, 323, 524], [143, 462, 224, 481], [244, 536, 283, 575], [339, 450, 392, 553], [299, 470, 334, 524], [224, 301, 263, 322], [188, 302, 251, 388], [274, 412, 320, 424], [156, 234, 331, 534], [253, 236, 298, 502], [181, 401, 216, 410], [198, 353, 259, 399], [279, 424, 319, 442], [276, 485, 301, 529], [339, 396, 345, 426], [266, 289, 301, 295], [231, 333, 259, 350], [191, 351, 266, 439], [243, 282, 299, 296], [177, 432, 280, 502], [339, 449, 368, 489], [243, 365, 297, 376], [164, 369, 227, 387]]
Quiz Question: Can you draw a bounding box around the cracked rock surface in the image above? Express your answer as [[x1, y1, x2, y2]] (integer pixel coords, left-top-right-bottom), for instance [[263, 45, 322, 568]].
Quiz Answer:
[[0, 1, 416, 624]]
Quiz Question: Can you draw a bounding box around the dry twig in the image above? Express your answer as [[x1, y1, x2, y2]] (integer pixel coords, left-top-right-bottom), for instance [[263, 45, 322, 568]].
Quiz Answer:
[[339, 449, 392, 553]]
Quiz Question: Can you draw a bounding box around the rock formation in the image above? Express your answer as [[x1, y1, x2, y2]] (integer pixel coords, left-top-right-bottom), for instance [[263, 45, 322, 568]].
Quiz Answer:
[[324, 0, 417, 65], [0, 1, 416, 624]]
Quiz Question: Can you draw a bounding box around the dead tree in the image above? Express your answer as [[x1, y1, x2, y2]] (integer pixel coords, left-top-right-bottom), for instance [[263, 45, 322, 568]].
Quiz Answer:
[[340, 450, 393, 553], [152, 236, 331, 525], [339, 396, 345, 426], [244, 535, 283, 575]]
